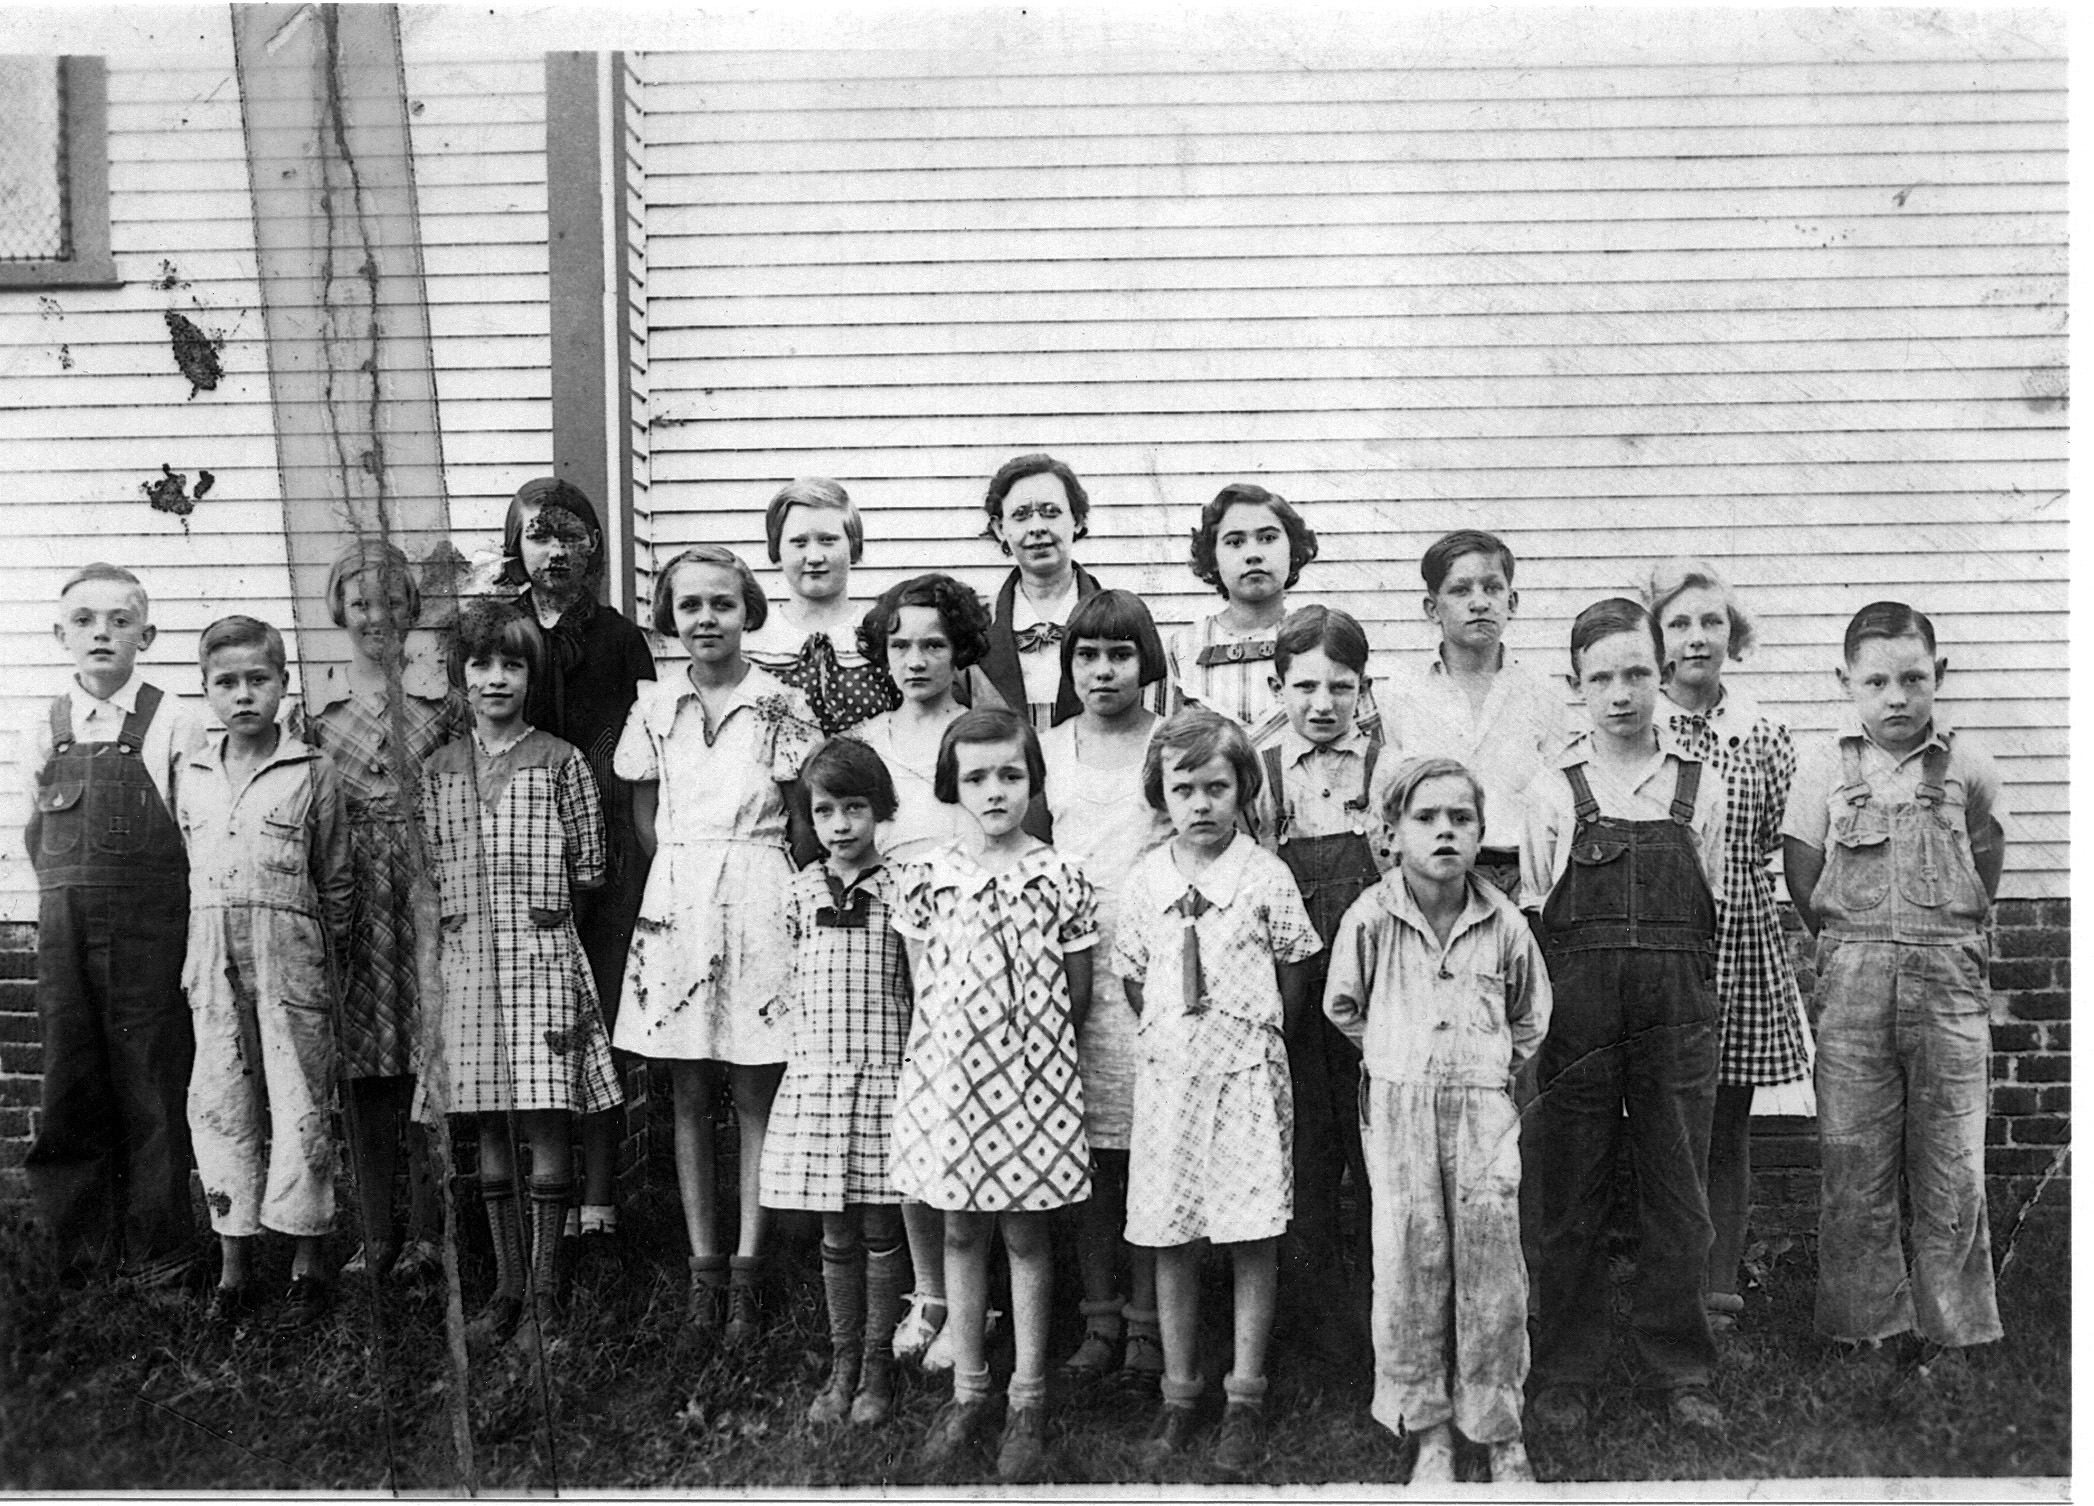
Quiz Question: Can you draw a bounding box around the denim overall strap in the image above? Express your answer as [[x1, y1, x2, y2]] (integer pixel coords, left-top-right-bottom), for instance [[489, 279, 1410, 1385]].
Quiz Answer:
[[1916, 745, 1950, 807], [1562, 762, 1602, 824], [1262, 744, 1289, 844], [1668, 757, 1700, 825], [48, 692, 74, 752], [30, 686, 187, 890]]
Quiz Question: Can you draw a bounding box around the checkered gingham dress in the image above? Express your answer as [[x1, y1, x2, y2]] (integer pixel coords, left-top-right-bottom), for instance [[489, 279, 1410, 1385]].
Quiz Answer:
[[1112, 837, 1323, 1247], [419, 729, 623, 1116], [889, 843, 1098, 1213], [1666, 691, 1812, 1087], [759, 863, 912, 1210], [302, 686, 468, 1080]]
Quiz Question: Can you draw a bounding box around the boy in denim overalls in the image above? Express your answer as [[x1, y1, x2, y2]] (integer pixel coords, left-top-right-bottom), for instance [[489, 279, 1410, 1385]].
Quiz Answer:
[[1783, 601, 2006, 1355], [1517, 598, 1728, 1435], [25, 564, 206, 1287]]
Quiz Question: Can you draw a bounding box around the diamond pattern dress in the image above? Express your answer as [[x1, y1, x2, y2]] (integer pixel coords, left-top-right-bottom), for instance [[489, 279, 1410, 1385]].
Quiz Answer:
[[889, 842, 1099, 1212]]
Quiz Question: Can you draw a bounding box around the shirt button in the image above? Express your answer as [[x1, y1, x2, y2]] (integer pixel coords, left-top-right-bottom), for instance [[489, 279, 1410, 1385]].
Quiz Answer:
[[1434, 1019, 1451, 1031]]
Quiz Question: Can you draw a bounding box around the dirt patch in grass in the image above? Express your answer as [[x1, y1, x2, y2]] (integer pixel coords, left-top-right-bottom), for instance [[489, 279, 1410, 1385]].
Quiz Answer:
[[0, 1194, 2068, 1489]]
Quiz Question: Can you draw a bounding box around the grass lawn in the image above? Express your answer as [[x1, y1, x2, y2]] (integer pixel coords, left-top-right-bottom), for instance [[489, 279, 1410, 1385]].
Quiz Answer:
[[0, 1187, 2068, 1492]]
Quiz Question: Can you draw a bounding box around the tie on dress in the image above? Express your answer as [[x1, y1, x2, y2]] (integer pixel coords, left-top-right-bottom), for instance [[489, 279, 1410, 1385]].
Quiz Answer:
[[1169, 887, 1212, 1016], [1011, 622, 1065, 654]]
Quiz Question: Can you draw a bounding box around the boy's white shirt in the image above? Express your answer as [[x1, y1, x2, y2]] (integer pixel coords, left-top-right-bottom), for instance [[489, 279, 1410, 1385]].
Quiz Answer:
[[26, 671, 208, 808], [1381, 649, 1571, 853], [1516, 722, 1727, 912]]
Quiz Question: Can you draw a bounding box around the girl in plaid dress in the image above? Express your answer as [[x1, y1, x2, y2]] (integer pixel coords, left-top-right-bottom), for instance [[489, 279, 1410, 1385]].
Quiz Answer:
[[612, 547, 824, 1349], [892, 708, 1098, 1486], [421, 600, 621, 1350], [1112, 709, 1322, 1478], [304, 540, 467, 1283], [1643, 558, 1811, 1329], [760, 739, 913, 1426]]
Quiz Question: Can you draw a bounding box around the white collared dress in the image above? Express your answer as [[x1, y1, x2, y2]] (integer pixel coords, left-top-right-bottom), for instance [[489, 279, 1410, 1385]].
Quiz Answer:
[[611, 666, 823, 1063]]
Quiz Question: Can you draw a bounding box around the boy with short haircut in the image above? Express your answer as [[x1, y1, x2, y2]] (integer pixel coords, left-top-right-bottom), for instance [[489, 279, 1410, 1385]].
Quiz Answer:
[[1324, 756, 1549, 1484], [25, 563, 207, 1287], [1782, 601, 2006, 1356], [176, 616, 354, 1330], [1383, 530, 1568, 898]]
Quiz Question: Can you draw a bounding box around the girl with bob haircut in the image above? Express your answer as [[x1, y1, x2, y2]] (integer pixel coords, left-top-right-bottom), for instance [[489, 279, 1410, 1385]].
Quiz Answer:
[[1639, 557, 1806, 1336], [891, 703, 1099, 1484], [496, 479, 657, 1255], [1114, 707, 1322, 1477], [616, 544, 824, 1351], [651, 545, 770, 637], [421, 594, 621, 1351], [1039, 588, 1175, 1394], [858, 573, 994, 675], [761, 735, 916, 1427], [306, 538, 466, 1284], [747, 478, 897, 736], [1187, 483, 1319, 598]]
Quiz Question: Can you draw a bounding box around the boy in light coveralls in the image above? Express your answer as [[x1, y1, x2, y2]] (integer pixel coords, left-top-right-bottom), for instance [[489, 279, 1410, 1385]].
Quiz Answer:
[[1323, 756, 1549, 1484], [1783, 601, 2006, 1357], [25, 563, 207, 1287]]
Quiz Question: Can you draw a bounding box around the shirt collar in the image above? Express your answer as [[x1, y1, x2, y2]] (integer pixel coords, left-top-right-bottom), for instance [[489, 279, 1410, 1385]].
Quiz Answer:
[[1555, 721, 1693, 773], [189, 729, 319, 776], [646, 662, 794, 734], [1279, 722, 1371, 765], [73, 674, 142, 716], [1425, 645, 1514, 677], [1161, 830, 1253, 910], [1373, 867, 1505, 940], [1012, 580, 1078, 631], [1839, 711, 1955, 759]]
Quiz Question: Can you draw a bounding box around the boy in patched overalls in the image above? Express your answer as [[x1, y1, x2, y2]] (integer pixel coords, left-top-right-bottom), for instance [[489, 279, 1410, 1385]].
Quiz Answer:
[[1518, 598, 1728, 1436], [25, 564, 206, 1288], [1783, 601, 2006, 1357], [1249, 605, 1396, 1381]]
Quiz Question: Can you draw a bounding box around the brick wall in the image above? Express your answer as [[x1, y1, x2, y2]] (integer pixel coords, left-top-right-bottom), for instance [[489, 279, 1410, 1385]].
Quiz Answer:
[[0, 906, 2068, 1226]]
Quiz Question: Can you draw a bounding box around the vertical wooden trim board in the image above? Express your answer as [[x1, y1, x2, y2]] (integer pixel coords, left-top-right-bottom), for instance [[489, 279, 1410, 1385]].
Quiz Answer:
[[232, 2, 457, 686]]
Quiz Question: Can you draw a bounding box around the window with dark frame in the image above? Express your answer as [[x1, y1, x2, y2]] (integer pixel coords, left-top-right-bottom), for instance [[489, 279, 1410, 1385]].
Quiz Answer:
[[0, 55, 114, 289]]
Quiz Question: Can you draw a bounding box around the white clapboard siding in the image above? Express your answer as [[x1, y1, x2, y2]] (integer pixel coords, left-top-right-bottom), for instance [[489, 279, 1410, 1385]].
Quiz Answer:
[[0, 18, 301, 922], [625, 53, 654, 611], [639, 14, 2066, 896], [397, 18, 554, 545]]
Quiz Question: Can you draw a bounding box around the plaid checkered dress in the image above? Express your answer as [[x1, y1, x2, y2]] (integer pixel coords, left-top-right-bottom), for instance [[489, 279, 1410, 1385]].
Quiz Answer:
[[303, 685, 468, 1080], [1665, 687, 1811, 1088], [419, 730, 623, 1115], [759, 863, 912, 1210]]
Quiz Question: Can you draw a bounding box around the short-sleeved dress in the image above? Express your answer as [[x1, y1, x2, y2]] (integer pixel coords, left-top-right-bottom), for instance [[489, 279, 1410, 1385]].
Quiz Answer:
[[854, 707, 976, 863], [1040, 718, 1173, 1150], [1114, 835, 1322, 1247], [612, 666, 823, 1063], [419, 728, 622, 1116], [759, 863, 913, 1210], [303, 683, 468, 1080], [1664, 685, 1811, 1087], [744, 614, 898, 737], [889, 842, 1099, 1212]]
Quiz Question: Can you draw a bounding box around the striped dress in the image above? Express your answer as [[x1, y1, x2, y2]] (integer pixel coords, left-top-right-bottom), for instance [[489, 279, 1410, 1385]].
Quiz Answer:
[[1664, 685, 1812, 1087]]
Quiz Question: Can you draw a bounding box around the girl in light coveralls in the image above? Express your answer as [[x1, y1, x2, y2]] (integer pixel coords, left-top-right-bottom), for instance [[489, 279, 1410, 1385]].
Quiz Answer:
[[1324, 756, 1549, 1484]]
